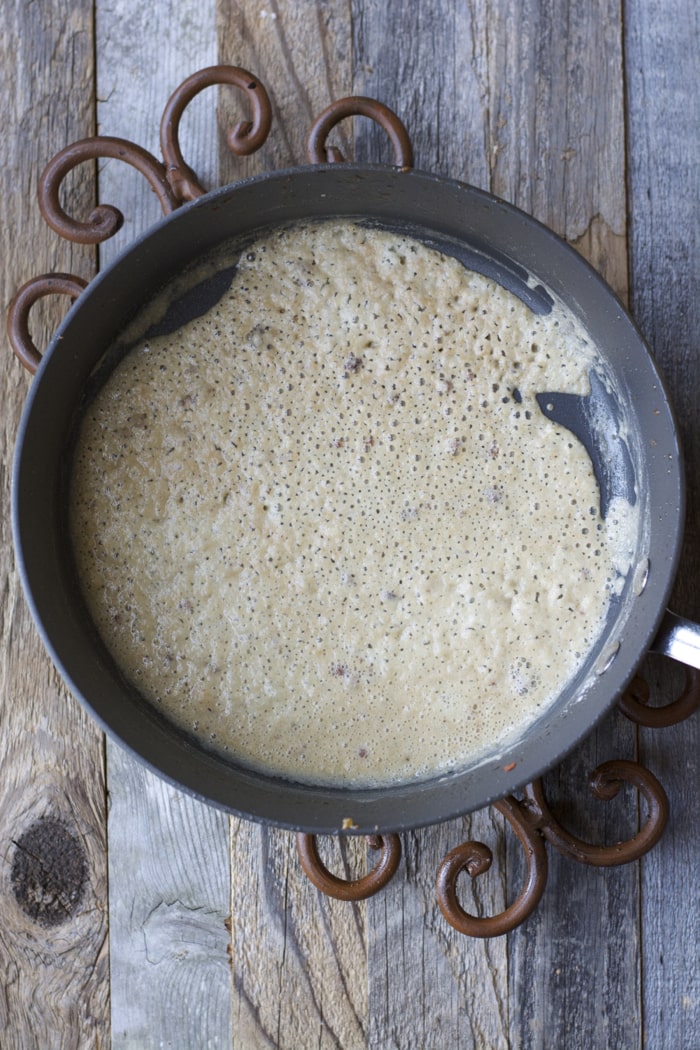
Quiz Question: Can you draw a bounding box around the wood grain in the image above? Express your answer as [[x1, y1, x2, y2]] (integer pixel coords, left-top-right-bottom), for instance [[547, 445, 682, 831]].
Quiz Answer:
[[218, 0, 353, 180], [218, 5, 372, 1045], [3, 1, 700, 1047], [507, 720, 645, 1049], [474, 6, 640, 1048], [0, 3, 109, 1048], [94, 2, 234, 1047], [626, 1, 700, 1047], [353, 3, 642, 1047], [107, 751, 232, 1049], [94, 0, 220, 258], [230, 825, 368, 1048], [368, 813, 509, 1050], [354, 0, 627, 296]]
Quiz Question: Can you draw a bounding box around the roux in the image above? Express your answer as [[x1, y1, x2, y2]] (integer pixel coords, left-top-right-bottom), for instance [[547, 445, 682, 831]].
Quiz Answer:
[[70, 221, 637, 787]]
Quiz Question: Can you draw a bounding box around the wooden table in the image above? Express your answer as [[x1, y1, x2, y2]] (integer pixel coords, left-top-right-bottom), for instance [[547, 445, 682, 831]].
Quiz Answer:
[[2, 1, 698, 1047]]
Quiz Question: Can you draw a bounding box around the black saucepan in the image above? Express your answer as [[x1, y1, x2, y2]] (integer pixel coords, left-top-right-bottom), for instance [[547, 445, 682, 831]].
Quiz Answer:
[[11, 163, 700, 834]]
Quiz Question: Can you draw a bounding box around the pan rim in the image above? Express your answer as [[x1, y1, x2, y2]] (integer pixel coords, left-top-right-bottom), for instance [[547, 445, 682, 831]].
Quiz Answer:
[[11, 163, 685, 833]]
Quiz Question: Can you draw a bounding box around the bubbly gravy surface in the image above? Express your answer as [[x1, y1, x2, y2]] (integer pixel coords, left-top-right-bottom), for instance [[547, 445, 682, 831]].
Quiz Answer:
[[70, 221, 636, 786]]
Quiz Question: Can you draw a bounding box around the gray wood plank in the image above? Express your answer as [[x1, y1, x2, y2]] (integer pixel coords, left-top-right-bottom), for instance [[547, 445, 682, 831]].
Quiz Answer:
[[95, 0, 221, 260], [353, 3, 640, 1047], [107, 751, 232, 1049], [0, 3, 110, 1048], [478, 0, 628, 299], [355, 0, 627, 296], [625, 0, 700, 1046], [230, 823, 368, 1049], [476, 2, 644, 1045], [218, 0, 354, 179], [352, 7, 512, 1046], [353, 0, 489, 184], [94, 3, 234, 1048], [367, 814, 509, 1050], [507, 716, 643, 1050], [219, 5, 377, 1047], [482, 3, 641, 1045]]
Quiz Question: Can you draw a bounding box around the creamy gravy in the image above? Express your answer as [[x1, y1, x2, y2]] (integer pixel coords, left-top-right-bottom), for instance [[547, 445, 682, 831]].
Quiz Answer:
[[70, 221, 637, 787]]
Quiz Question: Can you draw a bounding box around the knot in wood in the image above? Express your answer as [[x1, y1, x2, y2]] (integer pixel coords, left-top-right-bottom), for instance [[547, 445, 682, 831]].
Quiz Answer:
[[11, 817, 87, 927]]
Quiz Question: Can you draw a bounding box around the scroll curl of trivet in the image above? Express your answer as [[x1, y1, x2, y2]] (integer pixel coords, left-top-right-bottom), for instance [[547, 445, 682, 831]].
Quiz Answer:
[[297, 833, 402, 901], [7, 66, 697, 939], [40, 66, 272, 243], [297, 661, 696, 936], [618, 666, 700, 727], [435, 794, 548, 938]]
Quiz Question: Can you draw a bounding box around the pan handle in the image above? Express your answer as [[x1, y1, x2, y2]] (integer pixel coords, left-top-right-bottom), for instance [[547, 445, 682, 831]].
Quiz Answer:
[[651, 609, 700, 669], [619, 610, 700, 727]]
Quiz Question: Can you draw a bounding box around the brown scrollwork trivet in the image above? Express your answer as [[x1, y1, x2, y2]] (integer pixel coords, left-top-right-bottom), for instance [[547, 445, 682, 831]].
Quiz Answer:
[[306, 96, 414, 167], [522, 760, 669, 865], [39, 65, 272, 243], [161, 66, 273, 203], [296, 758, 669, 938], [297, 833, 402, 901], [618, 667, 700, 727], [8, 66, 413, 371], [38, 137, 179, 243], [8, 273, 88, 375], [432, 758, 669, 937], [435, 794, 548, 938], [8, 65, 273, 370]]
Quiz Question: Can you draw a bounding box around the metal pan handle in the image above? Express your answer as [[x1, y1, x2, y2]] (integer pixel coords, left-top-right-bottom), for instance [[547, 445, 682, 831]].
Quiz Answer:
[[619, 612, 700, 727], [651, 609, 700, 668]]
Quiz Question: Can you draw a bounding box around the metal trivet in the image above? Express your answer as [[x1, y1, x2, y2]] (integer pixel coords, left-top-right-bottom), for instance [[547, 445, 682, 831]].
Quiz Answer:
[[9, 67, 700, 938]]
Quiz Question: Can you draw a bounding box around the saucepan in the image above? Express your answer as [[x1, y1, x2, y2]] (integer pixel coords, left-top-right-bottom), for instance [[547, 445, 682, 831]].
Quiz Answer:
[[9, 68, 700, 837]]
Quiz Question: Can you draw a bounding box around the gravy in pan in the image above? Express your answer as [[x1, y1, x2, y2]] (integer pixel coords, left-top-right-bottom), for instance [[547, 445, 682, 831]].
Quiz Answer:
[[70, 221, 637, 787]]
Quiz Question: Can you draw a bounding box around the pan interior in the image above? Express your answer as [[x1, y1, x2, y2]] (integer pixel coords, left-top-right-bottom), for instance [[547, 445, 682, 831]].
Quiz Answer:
[[13, 166, 682, 832]]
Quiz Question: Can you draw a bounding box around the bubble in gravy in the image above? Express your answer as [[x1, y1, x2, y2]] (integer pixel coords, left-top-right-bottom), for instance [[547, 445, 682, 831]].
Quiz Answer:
[[69, 220, 638, 788]]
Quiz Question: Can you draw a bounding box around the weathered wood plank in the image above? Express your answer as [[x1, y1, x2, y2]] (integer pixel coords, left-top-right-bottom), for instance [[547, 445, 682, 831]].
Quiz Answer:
[[230, 824, 368, 1049], [625, 0, 700, 1046], [352, 7, 513, 1046], [353, 0, 489, 183], [94, 3, 235, 1048], [477, 3, 641, 1046], [507, 713, 644, 1050], [356, 0, 627, 297], [95, 0, 221, 258], [0, 3, 109, 1048], [218, 0, 353, 180], [218, 5, 376, 1048], [368, 814, 509, 1050], [107, 754, 233, 1049], [354, 3, 640, 1048], [477, 0, 628, 299]]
